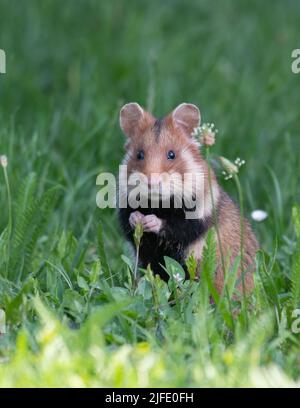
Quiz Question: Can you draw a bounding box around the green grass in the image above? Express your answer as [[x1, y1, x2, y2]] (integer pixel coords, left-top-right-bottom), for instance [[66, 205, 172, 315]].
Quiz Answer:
[[1, 0, 300, 387]]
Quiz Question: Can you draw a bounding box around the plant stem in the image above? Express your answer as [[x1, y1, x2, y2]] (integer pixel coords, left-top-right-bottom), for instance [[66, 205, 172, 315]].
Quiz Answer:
[[206, 148, 226, 275], [233, 174, 248, 326], [206, 148, 234, 328], [133, 243, 140, 290], [133, 222, 143, 292]]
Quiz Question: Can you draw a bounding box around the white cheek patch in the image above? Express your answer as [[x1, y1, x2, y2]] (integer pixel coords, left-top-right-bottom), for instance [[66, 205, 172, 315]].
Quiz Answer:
[[203, 182, 220, 218], [181, 149, 220, 220], [180, 150, 204, 219], [181, 149, 204, 178]]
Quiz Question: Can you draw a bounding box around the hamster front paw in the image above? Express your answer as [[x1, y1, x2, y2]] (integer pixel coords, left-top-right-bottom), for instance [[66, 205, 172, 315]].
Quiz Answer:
[[129, 211, 144, 229], [142, 214, 165, 234]]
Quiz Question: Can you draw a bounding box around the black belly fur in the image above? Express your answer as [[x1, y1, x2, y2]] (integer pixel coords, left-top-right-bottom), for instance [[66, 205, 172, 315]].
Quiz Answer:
[[118, 200, 213, 281]]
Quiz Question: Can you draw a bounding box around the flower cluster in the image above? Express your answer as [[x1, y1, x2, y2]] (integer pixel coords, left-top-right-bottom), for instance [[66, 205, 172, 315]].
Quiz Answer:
[[0, 155, 8, 168], [173, 273, 183, 283], [220, 156, 245, 180], [191, 121, 247, 182], [191, 123, 218, 146]]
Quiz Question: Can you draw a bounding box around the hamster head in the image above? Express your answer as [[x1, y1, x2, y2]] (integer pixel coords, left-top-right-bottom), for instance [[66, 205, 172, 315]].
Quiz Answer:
[[119, 102, 212, 213]]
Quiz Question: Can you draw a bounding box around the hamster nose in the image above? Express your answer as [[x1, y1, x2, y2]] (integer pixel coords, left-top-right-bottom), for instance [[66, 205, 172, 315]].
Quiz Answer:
[[148, 174, 162, 188]]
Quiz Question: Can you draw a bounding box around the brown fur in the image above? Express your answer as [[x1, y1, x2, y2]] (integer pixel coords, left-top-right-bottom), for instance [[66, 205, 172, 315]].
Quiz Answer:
[[120, 103, 259, 296], [214, 192, 259, 295]]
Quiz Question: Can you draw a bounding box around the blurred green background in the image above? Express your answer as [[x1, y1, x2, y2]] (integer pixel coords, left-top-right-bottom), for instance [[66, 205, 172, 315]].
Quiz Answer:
[[1, 0, 299, 248]]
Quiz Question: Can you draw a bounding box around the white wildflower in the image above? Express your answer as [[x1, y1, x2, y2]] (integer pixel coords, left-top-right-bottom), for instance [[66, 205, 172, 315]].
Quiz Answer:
[[0, 155, 8, 168], [191, 122, 217, 146], [251, 210, 268, 222], [220, 156, 245, 180], [173, 273, 183, 283]]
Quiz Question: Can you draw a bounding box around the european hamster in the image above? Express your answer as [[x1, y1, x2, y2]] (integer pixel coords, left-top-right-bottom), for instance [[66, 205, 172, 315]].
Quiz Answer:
[[118, 102, 259, 295]]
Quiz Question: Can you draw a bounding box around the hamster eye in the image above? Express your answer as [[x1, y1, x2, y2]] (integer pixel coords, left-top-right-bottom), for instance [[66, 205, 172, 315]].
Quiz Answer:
[[167, 150, 175, 160], [136, 150, 145, 160]]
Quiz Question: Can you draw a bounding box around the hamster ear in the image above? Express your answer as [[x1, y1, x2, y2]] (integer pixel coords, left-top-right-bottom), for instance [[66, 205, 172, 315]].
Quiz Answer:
[[172, 103, 201, 136], [120, 102, 146, 138]]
